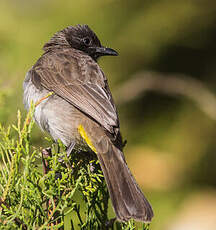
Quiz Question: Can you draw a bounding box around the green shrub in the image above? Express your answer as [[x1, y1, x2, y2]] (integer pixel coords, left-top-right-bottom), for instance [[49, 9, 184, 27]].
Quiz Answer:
[[0, 106, 150, 229]]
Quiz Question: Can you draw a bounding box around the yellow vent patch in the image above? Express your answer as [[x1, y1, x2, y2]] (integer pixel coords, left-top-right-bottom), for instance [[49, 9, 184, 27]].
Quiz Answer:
[[78, 124, 97, 154]]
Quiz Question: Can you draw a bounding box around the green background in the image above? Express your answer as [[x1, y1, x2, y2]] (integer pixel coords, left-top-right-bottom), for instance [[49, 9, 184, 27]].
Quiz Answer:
[[1, 0, 216, 229]]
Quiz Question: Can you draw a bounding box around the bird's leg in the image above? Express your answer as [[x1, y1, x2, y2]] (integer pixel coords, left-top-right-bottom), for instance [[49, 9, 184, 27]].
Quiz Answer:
[[66, 141, 76, 157], [61, 141, 76, 170], [57, 141, 75, 165]]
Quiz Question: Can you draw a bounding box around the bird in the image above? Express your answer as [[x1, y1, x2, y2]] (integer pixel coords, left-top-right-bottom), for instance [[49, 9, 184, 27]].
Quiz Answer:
[[23, 24, 153, 223]]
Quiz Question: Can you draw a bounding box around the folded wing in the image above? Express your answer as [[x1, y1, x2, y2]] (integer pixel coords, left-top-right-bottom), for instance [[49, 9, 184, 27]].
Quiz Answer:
[[31, 50, 119, 134]]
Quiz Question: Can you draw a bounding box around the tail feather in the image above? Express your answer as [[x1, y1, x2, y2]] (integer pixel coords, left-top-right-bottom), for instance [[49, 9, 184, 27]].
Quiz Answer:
[[96, 139, 153, 222]]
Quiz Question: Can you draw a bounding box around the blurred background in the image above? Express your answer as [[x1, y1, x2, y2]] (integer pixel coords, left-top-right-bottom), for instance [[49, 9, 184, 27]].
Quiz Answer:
[[1, 0, 216, 229]]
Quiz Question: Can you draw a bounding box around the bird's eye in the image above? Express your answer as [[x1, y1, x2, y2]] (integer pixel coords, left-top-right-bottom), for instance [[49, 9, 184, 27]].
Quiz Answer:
[[83, 37, 91, 46]]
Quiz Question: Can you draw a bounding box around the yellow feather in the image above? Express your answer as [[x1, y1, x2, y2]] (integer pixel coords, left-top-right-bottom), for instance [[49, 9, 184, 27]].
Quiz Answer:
[[78, 125, 97, 153]]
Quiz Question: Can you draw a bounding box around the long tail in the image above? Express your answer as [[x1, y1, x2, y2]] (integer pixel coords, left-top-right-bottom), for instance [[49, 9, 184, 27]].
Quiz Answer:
[[95, 137, 154, 222]]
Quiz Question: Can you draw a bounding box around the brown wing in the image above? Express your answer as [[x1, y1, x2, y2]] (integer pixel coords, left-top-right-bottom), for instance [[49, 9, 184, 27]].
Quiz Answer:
[[31, 49, 119, 133]]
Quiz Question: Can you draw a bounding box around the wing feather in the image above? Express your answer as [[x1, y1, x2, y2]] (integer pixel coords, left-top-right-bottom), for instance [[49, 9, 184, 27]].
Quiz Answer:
[[32, 49, 119, 133]]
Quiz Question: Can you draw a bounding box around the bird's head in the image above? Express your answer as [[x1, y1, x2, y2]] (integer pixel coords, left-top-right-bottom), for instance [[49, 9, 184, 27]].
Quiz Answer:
[[43, 24, 118, 61]]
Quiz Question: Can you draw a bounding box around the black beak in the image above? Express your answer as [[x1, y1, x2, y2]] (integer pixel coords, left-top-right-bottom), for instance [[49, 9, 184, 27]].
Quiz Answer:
[[95, 47, 119, 56], [88, 46, 118, 60]]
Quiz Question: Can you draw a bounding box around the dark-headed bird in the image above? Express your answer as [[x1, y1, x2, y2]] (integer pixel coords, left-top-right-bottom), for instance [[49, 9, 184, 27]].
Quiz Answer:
[[23, 24, 153, 222]]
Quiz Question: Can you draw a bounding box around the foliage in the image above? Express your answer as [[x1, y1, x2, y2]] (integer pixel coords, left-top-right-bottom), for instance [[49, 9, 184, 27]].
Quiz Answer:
[[2, 0, 216, 229], [0, 107, 150, 229]]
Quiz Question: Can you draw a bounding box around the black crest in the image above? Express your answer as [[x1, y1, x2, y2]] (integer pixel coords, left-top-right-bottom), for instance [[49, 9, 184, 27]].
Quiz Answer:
[[43, 24, 101, 52], [43, 24, 118, 61]]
